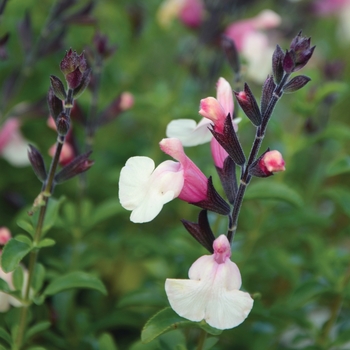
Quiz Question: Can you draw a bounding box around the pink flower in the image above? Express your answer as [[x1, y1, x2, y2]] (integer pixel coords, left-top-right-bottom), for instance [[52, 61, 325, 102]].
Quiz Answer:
[[0, 118, 30, 167], [225, 10, 281, 82], [160, 138, 208, 202], [157, 0, 204, 29], [166, 77, 239, 147], [165, 234, 254, 329]]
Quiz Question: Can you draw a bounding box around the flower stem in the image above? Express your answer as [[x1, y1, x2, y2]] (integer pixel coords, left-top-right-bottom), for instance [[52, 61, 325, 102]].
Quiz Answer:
[[228, 74, 290, 242], [196, 329, 207, 350]]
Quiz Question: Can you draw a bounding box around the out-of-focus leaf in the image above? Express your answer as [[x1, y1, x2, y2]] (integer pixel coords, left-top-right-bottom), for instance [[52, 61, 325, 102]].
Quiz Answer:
[[91, 199, 124, 226], [204, 337, 219, 350], [0, 278, 10, 293], [17, 220, 34, 237], [12, 266, 24, 291], [141, 307, 220, 344], [322, 187, 350, 217], [1, 239, 31, 273], [0, 327, 12, 345], [289, 281, 330, 308], [15, 234, 32, 246], [117, 288, 167, 308], [32, 264, 45, 292], [25, 322, 51, 343], [326, 156, 350, 177], [98, 333, 119, 350], [31, 197, 65, 237], [245, 181, 303, 207], [43, 271, 107, 296], [37, 238, 56, 248]]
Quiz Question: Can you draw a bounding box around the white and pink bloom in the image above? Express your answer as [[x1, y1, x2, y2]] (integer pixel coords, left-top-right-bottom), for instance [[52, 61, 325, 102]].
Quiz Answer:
[[166, 77, 239, 149], [0, 118, 30, 167], [260, 150, 285, 173], [225, 10, 281, 83], [165, 234, 254, 329], [157, 0, 204, 29], [119, 138, 209, 223]]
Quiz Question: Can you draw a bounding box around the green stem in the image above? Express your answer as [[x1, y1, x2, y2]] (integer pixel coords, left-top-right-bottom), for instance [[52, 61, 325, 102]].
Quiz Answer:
[[196, 329, 207, 350], [14, 137, 65, 350]]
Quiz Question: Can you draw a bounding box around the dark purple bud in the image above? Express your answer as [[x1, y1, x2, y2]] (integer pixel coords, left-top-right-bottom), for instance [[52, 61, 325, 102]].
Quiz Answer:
[[182, 210, 216, 253], [73, 68, 91, 98], [272, 45, 285, 84], [261, 76, 276, 117], [60, 48, 78, 75], [47, 87, 63, 119], [282, 50, 296, 74], [234, 83, 262, 126], [56, 112, 70, 137], [54, 151, 94, 184], [288, 32, 315, 72], [50, 75, 67, 100], [66, 66, 83, 90], [93, 32, 116, 58], [216, 156, 237, 205], [283, 75, 311, 93], [221, 35, 240, 76], [28, 145, 47, 182], [190, 177, 231, 216], [210, 114, 246, 166]]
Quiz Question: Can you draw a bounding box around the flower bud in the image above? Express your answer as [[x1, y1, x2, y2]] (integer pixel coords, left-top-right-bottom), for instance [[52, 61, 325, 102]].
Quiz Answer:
[[56, 112, 70, 137], [249, 149, 285, 177], [0, 227, 11, 245], [221, 35, 240, 76], [234, 83, 261, 126], [28, 144, 47, 182], [93, 32, 116, 58], [50, 75, 67, 100], [73, 68, 91, 99], [47, 87, 63, 119], [60, 49, 88, 89], [54, 151, 94, 184], [272, 45, 285, 84], [283, 75, 311, 93]]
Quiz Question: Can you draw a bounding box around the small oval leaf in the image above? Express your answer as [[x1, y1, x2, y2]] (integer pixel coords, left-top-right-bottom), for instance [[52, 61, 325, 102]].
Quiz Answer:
[[245, 181, 303, 207], [43, 271, 107, 296], [37, 238, 56, 248], [1, 239, 31, 273]]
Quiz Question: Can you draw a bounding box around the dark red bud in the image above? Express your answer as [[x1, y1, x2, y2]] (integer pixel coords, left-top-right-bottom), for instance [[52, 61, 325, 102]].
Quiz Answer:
[[50, 75, 67, 100], [47, 87, 63, 119], [283, 75, 311, 93], [56, 112, 70, 136], [28, 145, 47, 182]]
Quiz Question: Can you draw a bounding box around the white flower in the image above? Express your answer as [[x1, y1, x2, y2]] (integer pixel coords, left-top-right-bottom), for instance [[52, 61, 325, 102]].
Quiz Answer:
[[118, 156, 184, 223], [165, 235, 253, 329]]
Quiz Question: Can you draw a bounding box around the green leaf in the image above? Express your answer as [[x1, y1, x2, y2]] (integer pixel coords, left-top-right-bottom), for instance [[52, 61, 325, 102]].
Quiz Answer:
[[14, 234, 32, 246], [31, 197, 65, 237], [91, 199, 124, 226], [0, 345, 8, 350], [203, 337, 219, 350], [26, 347, 47, 350], [0, 278, 10, 293], [141, 307, 196, 344], [17, 220, 34, 237], [199, 322, 222, 336], [98, 333, 119, 350], [0, 327, 12, 345], [322, 187, 350, 218], [1, 239, 31, 273], [326, 156, 350, 177], [43, 271, 107, 296], [25, 321, 51, 342], [117, 288, 167, 308], [32, 263, 45, 292], [289, 281, 329, 308], [245, 181, 303, 207], [12, 266, 24, 291], [37, 238, 56, 248]]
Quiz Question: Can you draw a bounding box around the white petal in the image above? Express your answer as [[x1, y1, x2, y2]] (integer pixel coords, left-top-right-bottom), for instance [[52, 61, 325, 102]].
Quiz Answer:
[[1, 132, 30, 167], [166, 255, 253, 330], [166, 118, 212, 146], [119, 157, 184, 223]]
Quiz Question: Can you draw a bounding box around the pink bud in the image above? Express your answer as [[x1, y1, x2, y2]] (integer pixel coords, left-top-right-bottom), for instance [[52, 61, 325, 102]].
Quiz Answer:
[[179, 0, 204, 28], [0, 227, 11, 245], [119, 92, 134, 111], [260, 150, 285, 173], [213, 234, 231, 264]]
